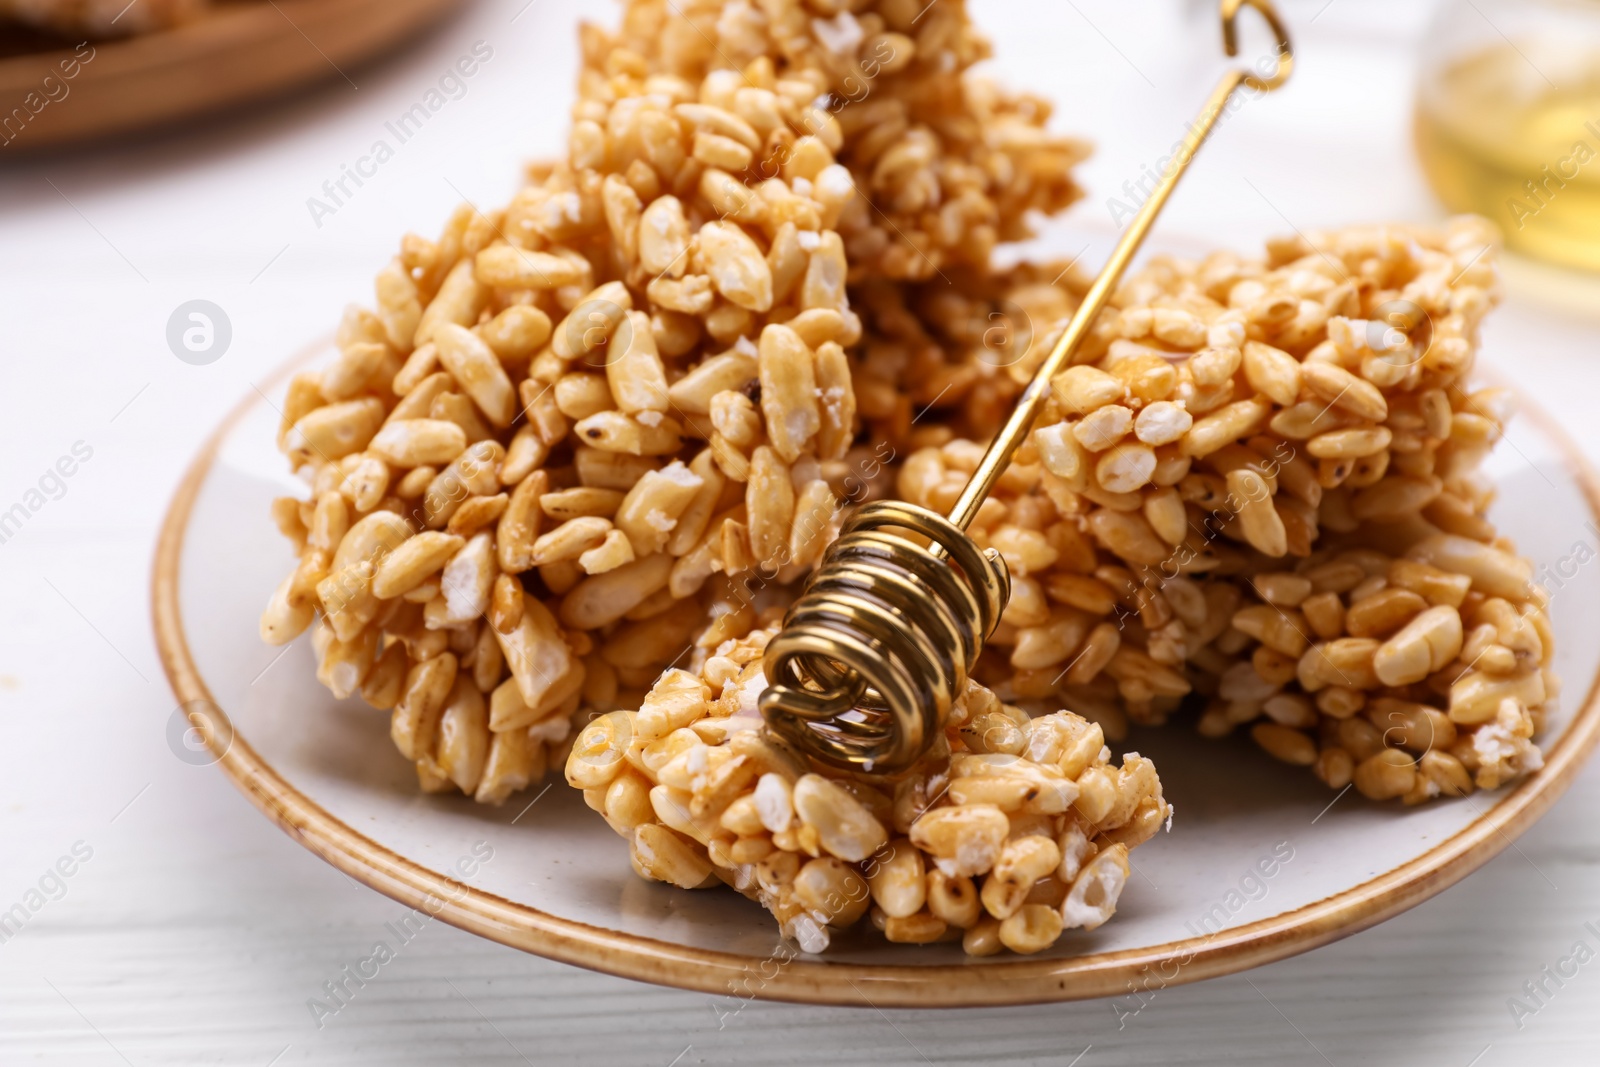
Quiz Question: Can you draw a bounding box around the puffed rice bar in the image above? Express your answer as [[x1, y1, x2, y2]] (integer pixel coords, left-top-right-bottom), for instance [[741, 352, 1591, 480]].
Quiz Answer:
[[898, 426, 1552, 804], [884, 218, 1552, 801], [1204, 530, 1552, 803], [594, 0, 1089, 282], [1021, 217, 1504, 570], [566, 624, 1171, 956], [260, 0, 1090, 803]]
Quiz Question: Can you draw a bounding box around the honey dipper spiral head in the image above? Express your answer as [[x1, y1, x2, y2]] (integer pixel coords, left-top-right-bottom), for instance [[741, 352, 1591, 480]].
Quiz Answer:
[[759, 500, 1010, 774]]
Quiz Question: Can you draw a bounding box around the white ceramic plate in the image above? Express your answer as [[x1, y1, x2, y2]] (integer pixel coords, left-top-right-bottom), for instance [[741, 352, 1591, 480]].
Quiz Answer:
[[153, 342, 1600, 1007]]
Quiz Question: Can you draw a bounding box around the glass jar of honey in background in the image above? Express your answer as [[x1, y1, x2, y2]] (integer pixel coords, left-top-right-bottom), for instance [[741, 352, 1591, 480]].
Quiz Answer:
[[1415, 0, 1600, 271]]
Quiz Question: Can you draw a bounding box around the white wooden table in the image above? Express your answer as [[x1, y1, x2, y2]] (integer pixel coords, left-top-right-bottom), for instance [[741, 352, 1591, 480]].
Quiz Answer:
[[4, 0, 1599, 1062]]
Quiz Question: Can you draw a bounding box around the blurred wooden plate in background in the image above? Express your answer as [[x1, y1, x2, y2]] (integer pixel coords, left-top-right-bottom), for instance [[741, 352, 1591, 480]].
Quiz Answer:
[[0, 0, 469, 151]]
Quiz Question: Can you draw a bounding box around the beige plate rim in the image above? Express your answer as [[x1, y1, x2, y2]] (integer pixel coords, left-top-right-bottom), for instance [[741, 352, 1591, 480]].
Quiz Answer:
[[151, 342, 1600, 1007]]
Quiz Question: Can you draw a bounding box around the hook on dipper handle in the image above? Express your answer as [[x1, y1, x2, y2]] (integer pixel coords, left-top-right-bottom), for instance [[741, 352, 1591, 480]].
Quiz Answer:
[[1222, 0, 1294, 92]]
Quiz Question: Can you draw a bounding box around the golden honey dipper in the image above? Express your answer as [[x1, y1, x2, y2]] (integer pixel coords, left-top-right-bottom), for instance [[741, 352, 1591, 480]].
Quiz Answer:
[[759, 0, 1295, 773]]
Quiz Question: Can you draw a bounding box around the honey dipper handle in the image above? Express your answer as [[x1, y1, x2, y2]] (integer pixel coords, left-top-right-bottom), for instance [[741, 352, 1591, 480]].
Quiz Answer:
[[945, 0, 1294, 532]]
